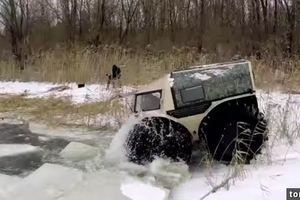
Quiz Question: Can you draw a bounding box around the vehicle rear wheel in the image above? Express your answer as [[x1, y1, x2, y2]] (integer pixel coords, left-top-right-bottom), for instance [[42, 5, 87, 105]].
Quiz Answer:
[[199, 105, 268, 164], [125, 117, 193, 165]]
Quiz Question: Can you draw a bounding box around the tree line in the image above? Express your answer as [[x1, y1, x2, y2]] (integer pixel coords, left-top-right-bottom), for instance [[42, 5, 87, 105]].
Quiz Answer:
[[0, 0, 300, 68]]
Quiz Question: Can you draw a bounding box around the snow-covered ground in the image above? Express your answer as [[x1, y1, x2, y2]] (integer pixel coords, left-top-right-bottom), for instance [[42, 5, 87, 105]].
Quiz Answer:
[[0, 81, 300, 200], [0, 81, 137, 127], [0, 81, 135, 104]]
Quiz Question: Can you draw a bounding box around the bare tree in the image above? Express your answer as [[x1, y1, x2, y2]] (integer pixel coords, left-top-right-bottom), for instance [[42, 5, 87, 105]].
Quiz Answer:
[[1, 0, 300, 61], [273, 0, 278, 34], [119, 0, 140, 43], [282, 0, 296, 55], [0, 0, 30, 70]]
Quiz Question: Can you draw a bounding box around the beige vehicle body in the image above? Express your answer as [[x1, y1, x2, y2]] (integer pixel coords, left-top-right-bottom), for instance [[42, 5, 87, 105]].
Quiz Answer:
[[132, 59, 257, 141]]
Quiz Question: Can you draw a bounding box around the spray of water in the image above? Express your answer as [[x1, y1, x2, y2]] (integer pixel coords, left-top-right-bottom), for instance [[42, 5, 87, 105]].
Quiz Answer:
[[104, 115, 142, 165], [103, 114, 192, 189]]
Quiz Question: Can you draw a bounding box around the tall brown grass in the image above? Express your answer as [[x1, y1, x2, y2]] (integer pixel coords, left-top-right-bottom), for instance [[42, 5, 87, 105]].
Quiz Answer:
[[0, 45, 299, 91]]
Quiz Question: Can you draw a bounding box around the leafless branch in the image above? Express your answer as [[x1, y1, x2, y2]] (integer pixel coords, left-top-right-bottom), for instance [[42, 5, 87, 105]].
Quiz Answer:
[[43, 0, 62, 21]]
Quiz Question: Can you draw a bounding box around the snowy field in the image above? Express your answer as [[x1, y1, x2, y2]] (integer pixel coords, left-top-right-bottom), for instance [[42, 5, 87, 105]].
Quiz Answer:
[[0, 81, 137, 127], [0, 81, 300, 200]]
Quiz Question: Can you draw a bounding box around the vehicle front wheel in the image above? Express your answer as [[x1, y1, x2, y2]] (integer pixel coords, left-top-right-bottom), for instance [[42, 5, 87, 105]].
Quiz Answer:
[[125, 117, 193, 165]]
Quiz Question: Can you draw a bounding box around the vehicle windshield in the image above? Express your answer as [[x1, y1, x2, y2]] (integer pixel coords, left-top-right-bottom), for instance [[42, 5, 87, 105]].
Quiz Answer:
[[134, 91, 161, 112]]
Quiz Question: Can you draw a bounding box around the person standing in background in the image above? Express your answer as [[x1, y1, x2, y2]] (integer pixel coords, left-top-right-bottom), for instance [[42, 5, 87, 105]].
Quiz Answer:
[[106, 64, 122, 90]]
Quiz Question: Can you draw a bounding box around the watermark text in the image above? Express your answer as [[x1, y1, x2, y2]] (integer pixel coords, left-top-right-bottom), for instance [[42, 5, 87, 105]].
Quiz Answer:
[[287, 188, 300, 200]]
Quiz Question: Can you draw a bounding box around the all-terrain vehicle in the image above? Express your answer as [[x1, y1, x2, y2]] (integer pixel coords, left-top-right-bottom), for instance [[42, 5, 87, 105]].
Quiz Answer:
[[124, 60, 268, 165]]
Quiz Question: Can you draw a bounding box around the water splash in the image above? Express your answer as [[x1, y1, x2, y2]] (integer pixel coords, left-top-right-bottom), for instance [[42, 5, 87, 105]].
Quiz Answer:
[[102, 114, 192, 189], [148, 158, 191, 189], [104, 115, 142, 165]]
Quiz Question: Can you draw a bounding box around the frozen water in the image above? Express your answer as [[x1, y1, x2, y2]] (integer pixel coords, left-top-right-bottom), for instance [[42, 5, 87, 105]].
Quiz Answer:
[[59, 142, 99, 162], [0, 144, 42, 158], [1, 163, 83, 200], [0, 174, 20, 189]]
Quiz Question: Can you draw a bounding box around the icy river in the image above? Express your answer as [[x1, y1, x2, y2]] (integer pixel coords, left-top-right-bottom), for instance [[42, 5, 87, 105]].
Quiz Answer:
[[0, 114, 186, 200]]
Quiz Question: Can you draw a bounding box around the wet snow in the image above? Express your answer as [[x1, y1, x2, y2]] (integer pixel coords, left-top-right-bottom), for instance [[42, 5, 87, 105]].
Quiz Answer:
[[121, 178, 170, 200], [192, 73, 211, 80], [190, 67, 232, 80], [168, 74, 174, 87]]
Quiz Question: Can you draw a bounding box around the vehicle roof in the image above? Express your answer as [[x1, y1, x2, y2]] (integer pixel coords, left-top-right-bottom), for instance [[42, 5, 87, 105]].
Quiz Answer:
[[173, 59, 249, 73], [135, 59, 251, 94]]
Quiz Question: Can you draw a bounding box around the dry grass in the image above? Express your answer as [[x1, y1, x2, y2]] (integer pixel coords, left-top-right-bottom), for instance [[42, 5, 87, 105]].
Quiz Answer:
[[0, 46, 189, 85], [0, 46, 299, 90], [0, 94, 132, 129], [251, 59, 300, 91]]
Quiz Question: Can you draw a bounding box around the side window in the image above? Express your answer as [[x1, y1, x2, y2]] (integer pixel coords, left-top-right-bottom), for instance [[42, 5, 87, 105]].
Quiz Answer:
[[180, 85, 205, 103], [135, 91, 162, 112]]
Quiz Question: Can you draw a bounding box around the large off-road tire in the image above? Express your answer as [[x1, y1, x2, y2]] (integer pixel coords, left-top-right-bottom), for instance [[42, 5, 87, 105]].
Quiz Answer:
[[125, 117, 193, 165], [199, 104, 268, 165]]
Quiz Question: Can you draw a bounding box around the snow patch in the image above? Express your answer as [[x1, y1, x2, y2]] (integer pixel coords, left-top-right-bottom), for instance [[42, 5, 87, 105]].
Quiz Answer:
[[0, 81, 59, 96], [121, 177, 170, 200], [205, 68, 228, 76], [171, 156, 300, 200], [0, 81, 136, 105], [168, 74, 174, 87], [192, 73, 211, 80]]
